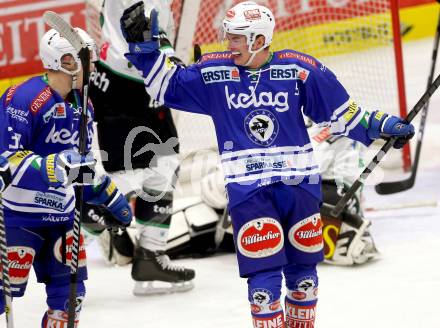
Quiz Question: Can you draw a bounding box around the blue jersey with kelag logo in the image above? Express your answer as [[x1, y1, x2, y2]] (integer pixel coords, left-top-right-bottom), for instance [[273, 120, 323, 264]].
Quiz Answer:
[[0, 76, 94, 226], [125, 49, 374, 208]]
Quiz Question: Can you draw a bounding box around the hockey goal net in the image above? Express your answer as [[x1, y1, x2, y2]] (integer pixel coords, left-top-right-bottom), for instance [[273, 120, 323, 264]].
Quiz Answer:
[[85, 0, 410, 194]]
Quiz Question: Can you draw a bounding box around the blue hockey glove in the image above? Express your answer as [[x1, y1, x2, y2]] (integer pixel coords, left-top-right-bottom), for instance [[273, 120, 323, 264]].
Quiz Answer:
[[0, 156, 11, 192], [367, 111, 415, 149], [120, 1, 159, 53], [40, 150, 97, 188], [85, 176, 132, 228]]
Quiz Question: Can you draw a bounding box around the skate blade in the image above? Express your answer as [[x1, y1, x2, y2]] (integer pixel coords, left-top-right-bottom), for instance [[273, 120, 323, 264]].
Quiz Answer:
[[133, 280, 195, 296]]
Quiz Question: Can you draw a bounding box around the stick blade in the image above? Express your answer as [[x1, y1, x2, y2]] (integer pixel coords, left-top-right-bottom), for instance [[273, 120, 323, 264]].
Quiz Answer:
[[374, 179, 414, 195], [43, 11, 86, 52]]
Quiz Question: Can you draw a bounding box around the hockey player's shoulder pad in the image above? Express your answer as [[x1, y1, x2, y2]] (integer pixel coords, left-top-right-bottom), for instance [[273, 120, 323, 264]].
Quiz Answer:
[[196, 51, 235, 67]]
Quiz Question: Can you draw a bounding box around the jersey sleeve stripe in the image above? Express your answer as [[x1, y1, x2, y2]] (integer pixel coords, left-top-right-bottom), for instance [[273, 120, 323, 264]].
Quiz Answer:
[[220, 144, 313, 160], [158, 65, 177, 104], [144, 52, 166, 87], [224, 167, 321, 184], [329, 99, 351, 121]]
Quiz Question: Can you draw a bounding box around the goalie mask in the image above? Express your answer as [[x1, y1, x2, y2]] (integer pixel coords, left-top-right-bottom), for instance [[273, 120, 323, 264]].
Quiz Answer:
[[39, 28, 98, 88], [221, 1, 275, 54]]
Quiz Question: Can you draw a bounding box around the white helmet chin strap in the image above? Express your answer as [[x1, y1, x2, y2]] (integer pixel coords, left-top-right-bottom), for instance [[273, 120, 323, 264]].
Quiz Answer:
[[244, 40, 266, 67], [59, 64, 81, 90]]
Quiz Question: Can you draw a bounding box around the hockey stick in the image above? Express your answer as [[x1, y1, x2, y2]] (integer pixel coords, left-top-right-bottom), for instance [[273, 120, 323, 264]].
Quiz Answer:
[[214, 206, 230, 250], [331, 71, 440, 217], [0, 198, 14, 328], [43, 11, 91, 328], [375, 8, 440, 194]]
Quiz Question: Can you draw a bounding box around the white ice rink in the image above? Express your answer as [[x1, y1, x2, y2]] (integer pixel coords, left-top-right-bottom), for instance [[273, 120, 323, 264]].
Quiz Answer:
[[10, 37, 440, 327]]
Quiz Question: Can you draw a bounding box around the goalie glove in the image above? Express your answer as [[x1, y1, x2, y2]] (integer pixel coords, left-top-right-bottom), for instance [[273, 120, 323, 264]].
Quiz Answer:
[[367, 111, 415, 149], [0, 156, 11, 192], [40, 150, 96, 188], [120, 1, 160, 53]]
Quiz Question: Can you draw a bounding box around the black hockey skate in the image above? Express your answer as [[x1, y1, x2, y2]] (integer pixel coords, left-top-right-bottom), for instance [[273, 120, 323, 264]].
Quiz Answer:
[[131, 247, 195, 295]]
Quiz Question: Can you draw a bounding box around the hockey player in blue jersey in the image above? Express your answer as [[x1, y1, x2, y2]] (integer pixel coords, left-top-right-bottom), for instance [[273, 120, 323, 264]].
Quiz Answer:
[[120, 1, 415, 327], [0, 27, 132, 327]]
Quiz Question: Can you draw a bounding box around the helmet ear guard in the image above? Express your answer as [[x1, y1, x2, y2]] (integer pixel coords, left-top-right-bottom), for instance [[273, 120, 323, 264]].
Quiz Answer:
[[221, 1, 275, 54]]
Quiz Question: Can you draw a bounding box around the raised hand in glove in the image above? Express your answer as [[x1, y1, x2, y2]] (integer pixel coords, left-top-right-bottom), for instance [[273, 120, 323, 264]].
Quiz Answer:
[[0, 156, 11, 192], [367, 111, 415, 149], [40, 150, 97, 188], [120, 1, 159, 53]]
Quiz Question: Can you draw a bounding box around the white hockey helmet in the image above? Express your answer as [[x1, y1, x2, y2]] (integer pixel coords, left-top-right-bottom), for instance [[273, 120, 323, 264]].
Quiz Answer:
[[222, 1, 275, 53], [39, 28, 98, 75]]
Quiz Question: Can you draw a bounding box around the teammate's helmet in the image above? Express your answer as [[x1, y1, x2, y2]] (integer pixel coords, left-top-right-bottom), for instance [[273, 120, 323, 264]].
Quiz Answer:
[[222, 1, 275, 51], [39, 28, 98, 73]]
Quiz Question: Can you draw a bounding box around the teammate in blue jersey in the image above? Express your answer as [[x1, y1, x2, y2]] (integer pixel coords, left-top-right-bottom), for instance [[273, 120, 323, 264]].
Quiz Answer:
[[120, 1, 415, 327], [0, 27, 132, 327]]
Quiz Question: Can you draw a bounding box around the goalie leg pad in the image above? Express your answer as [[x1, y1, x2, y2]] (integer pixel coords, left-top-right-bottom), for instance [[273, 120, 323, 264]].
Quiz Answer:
[[98, 229, 135, 266], [321, 204, 379, 266], [200, 167, 228, 210], [166, 202, 220, 258]]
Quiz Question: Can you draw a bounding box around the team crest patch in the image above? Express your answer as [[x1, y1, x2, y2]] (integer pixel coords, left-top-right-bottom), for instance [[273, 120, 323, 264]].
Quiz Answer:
[[290, 276, 318, 302], [1, 246, 35, 284], [244, 109, 279, 146], [288, 213, 323, 253], [237, 218, 283, 258], [251, 288, 273, 306]]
